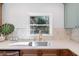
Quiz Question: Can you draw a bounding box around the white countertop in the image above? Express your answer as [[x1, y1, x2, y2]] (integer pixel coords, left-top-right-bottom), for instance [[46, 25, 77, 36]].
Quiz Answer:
[[0, 39, 79, 55]]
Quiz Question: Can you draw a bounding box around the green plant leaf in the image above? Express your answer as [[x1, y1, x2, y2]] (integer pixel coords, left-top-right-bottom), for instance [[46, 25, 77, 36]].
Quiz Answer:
[[1, 23, 15, 35]]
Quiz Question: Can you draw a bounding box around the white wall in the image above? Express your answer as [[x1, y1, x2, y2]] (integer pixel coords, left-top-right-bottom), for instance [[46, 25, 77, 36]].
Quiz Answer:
[[2, 3, 64, 39]]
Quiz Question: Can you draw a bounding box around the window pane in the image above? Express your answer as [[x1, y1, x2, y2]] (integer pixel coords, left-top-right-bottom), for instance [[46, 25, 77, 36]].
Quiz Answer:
[[30, 16, 49, 24], [30, 26, 49, 34]]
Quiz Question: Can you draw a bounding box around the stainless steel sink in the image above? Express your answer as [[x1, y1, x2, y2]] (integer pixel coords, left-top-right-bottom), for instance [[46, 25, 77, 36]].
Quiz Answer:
[[9, 41, 49, 46], [29, 42, 49, 46]]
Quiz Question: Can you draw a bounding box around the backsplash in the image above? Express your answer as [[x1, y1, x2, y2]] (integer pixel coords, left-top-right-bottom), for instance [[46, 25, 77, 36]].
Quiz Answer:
[[53, 28, 70, 40], [8, 28, 79, 42], [8, 28, 53, 41], [8, 28, 71, 41]]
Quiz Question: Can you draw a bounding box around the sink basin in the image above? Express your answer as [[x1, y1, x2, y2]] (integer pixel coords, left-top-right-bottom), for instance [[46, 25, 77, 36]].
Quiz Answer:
[[9, 41, 50, 46], [29, 42, 49, 46]]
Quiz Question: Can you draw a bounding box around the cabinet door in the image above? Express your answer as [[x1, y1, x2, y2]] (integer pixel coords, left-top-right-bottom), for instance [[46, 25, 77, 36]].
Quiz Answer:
[[64, 3, 78, 28]]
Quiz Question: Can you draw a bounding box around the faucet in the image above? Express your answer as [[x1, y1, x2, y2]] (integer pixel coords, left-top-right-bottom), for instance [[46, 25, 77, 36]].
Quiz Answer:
[[34, 30, 44, 41], [38, 30, 43, 41]]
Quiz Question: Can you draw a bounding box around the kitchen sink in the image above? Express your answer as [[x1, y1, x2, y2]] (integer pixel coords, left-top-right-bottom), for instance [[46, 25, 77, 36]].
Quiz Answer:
[[9, 41, 50, 46], [29, 42, 49, 46]]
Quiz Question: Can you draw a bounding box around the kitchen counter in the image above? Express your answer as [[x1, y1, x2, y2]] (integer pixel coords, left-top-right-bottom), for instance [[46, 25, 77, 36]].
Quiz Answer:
[[0, 39, 79, 55]]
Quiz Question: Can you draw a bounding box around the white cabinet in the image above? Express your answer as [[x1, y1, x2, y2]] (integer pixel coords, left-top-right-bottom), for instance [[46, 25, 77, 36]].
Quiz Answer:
[[64, 3, 79, 28]]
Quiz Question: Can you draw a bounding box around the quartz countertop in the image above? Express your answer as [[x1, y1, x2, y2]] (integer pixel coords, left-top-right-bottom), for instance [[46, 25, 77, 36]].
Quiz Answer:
[[0, 39, 79, 55]]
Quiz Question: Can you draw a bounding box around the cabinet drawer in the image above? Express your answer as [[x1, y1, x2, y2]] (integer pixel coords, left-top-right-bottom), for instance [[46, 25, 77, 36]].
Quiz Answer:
[[21, 49, 43, 56], [21, 49, 37, 54], [20, 49, 38, 56]]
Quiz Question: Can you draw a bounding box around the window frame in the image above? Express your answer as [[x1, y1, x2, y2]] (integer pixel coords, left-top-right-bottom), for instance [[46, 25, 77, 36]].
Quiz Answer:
[[28, 13, 53, 36]]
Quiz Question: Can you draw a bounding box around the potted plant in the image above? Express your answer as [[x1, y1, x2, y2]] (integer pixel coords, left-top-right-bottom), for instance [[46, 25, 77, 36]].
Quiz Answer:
[[0, 23, 15, 41]]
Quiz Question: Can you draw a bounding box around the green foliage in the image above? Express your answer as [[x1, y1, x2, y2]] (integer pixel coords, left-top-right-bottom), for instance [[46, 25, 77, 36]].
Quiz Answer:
[[37, 17, 46, 24], [0, 23, 15, 35]]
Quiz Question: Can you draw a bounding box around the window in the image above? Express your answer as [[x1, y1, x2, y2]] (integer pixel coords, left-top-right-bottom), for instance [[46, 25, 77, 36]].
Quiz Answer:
[[29, 13, 53, 36], [30, 16, 49, 34]]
